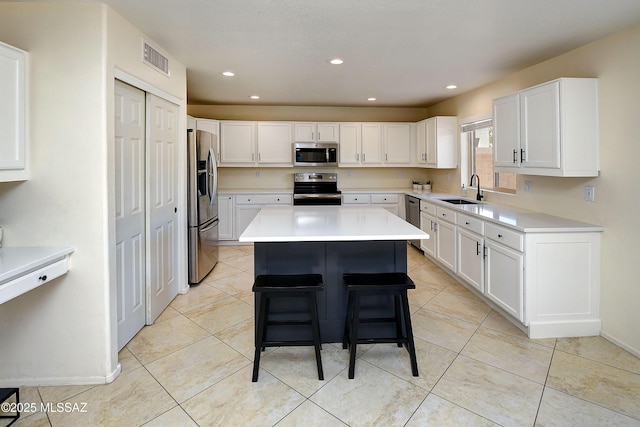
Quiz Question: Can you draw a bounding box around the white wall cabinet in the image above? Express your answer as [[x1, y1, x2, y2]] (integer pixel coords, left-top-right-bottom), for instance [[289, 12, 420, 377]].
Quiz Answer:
[[220, 121, 257, 166], [383, 123, 413, 165], [257, 122, 292, 164], [361, 123, 383, 165], [416, 117, 457, 169], [0, 41, 28, 182], [493, 78, 599, 177], [293, 122, 338, 142], [338, 123, 383, 166], [195, 118, 220, 162]]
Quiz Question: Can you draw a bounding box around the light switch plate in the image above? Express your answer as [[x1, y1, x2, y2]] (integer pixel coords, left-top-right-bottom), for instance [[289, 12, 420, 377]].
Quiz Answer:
[[524, 181, 533, 193], [584, 185, 595, 202]]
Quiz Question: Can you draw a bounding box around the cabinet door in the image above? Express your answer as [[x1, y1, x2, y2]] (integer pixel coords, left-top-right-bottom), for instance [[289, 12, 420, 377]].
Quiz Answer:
[[436, 219, 457, 272], [0, 42, 27, 181], [416, 120, 427, 165], [361, 123, 383, 165], [485, 239, 524, 321], [493, 94, 521, 168], [317, 123, 339, 142], [425, 118, 437, 167], [339, 123, 361, 165], [457, 228, 484, 293], [217, 195, 234, 240], [521, 81, 561, 169], [293, 123, 315, 142], [196, 119, 220, 162], [220, 122, 256, 165], [383, 123, 412, 164], [257, 122, 292, 164], [420, 212, 437, 258]]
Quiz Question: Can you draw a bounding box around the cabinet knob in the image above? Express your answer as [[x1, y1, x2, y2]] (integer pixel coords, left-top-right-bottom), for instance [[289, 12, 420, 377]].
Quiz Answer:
[[498, 234, 503, 238], [465, 221, 470, 225], [39, 275, 48, 281]]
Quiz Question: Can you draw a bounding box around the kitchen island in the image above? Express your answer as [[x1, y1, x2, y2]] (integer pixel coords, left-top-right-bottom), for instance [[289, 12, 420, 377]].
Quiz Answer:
[[239, 206, 427, 342]]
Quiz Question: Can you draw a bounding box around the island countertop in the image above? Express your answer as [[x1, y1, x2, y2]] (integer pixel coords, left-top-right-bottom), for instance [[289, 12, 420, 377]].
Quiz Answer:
[[239, 206, 428, 243]]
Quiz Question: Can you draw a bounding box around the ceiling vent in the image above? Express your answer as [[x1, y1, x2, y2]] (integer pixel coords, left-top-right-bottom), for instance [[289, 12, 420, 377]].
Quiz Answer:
[[142, 39, 170, 76]]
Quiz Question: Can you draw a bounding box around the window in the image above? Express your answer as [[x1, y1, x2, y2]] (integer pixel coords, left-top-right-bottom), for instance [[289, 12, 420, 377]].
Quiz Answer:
[[462, 119, 516, 194]]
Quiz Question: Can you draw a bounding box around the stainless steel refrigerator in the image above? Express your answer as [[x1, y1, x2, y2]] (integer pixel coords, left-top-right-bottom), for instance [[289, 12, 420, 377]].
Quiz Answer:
[[187, 129, 219, 284]]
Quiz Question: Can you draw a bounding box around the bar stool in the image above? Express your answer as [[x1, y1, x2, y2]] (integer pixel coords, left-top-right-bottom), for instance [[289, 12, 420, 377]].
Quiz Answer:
[[342, 272, 419, 379], [0, 388, 20, 426], [252, 274, 324, 382]]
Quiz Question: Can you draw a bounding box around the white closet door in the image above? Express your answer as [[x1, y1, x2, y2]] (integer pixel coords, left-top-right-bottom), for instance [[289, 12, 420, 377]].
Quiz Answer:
[[146, 93, 179, 322], [115, 80, 146, 350]]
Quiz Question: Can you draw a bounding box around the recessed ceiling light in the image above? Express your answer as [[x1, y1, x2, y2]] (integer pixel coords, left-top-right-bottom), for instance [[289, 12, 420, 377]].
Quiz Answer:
[[329, 58, 344, 65], [250, 95, 260, 100], [367, 97, 377, 101], [446, 84, 458, 90], [222, 71, 235, 77]]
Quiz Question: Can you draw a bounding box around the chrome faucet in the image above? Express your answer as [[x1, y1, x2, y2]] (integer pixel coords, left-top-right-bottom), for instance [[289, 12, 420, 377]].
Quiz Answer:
[[470, 174, 483, 201]]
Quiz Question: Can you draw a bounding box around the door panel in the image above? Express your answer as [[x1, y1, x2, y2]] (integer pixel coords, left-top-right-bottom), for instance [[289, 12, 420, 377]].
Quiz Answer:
[[114, 80, 146, 350], [147, 93, 179, 323]]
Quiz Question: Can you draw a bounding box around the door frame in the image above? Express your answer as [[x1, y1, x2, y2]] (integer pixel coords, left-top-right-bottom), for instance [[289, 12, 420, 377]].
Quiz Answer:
[[110, 69, 188, 334]]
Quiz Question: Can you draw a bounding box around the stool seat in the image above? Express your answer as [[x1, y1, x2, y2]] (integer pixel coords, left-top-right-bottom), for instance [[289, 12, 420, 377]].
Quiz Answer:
[[343, 272, 419, 379], [252, 274, 324, 382]]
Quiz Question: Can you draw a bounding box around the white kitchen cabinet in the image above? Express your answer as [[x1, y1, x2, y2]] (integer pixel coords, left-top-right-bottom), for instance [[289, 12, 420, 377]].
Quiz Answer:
[[493, 78, 599, 177], [435, 206, 457, 271], [383, 123, 413, 165], [196, 118, 220, 162], [456, 213, 485, 293], [416, 117, 457, 169], [419, 201, 437, 258], [220, 121, 257, 166], [0, 41, 28, 182], [338, 123, 383, 166], [342, 193, 401, 216], [482, 222, 524, 321], [217, 195, 234, 240], [294, 122, 338, 142], [234, 194, 292, 238], [257, 122, 292, 164]]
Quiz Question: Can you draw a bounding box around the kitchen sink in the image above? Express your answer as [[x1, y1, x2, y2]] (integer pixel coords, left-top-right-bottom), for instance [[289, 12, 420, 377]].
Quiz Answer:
[[440, 199, 479, 205]]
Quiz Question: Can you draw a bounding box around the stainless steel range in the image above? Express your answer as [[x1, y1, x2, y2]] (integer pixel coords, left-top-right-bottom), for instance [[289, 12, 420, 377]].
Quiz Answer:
[[293, 172, 342, 205]]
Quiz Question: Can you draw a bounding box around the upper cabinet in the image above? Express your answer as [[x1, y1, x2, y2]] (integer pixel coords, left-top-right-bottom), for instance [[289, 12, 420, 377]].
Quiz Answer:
[[293, 122, 338, 142], [195, 118, 220, 162], [416, 117, 457, 169], [0, 42, 28, 182], [338, 123, 383, 166], [383, 123, 413, 165], [219, 121, 293, 166], [493, 78, 599, 177]]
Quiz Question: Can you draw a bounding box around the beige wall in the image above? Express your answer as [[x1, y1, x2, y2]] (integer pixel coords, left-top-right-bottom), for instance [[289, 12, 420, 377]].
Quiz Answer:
[[0, 3, 187, 385], [426, 26, 640, 355]]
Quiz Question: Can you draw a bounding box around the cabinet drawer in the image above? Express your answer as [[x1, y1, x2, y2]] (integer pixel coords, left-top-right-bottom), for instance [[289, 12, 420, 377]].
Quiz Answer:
[[485, 222, 523, 251], [235, 194, 292, 205], [457, 213, 484, 235], [436, 206, 457, 224], [371, 194, 399, 204], [343, 194, 370, 204], [419, 200, 436, 215], [0, 258, 69, 305]]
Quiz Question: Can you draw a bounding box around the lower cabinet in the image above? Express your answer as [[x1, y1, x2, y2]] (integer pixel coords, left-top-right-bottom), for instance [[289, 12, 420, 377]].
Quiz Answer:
[[217, 195, 234, 240], [423, 201, 601, 339], [342, 193, 401, 216], [234, 194, 292, 239]]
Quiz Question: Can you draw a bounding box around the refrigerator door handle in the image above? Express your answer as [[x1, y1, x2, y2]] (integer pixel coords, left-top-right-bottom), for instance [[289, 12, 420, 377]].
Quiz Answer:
[[200, 218, 219, 233]]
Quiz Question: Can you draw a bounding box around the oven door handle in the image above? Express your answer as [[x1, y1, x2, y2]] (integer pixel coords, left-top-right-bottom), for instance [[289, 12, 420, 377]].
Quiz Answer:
[[293, 194, 343, 199]]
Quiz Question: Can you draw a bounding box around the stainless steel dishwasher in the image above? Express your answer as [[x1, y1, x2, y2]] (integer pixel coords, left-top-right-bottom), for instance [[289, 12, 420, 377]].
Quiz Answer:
[[405, 195, 421, 250]]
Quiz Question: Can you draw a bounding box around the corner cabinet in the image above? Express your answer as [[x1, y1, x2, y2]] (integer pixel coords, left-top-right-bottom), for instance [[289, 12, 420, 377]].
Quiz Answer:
[[0, 42, 28, 182], [416, 117, 457, 169], [493, 78, 599, 177]]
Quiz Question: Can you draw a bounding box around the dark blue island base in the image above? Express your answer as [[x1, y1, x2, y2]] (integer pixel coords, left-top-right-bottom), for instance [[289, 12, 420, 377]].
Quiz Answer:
[[253, 240, 408, 343]]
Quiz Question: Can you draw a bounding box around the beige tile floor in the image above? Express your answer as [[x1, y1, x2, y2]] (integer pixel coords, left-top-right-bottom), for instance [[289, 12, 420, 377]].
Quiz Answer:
[[3, 244, 640, 426]]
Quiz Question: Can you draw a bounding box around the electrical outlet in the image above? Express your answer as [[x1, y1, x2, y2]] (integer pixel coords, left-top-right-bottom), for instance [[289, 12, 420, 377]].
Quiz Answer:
[[397, 170, 403, 178], [524, 181, 533, 193], [446, 172, 450, 182], [255, 170, 261, 178], [347, 171, 352, 177], [584, 185, 595, 202]]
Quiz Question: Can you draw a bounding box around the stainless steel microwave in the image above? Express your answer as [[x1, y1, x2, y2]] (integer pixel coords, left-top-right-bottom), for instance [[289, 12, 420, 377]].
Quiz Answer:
[[293, 142, 338, 167]]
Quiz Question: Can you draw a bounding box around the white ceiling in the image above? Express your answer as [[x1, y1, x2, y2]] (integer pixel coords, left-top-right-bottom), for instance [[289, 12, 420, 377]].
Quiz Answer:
[[92, 0, 640, 107]]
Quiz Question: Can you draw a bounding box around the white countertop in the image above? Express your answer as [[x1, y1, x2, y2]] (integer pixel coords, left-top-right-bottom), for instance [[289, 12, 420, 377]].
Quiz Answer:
[[409, 192, 604, 233], [0, 246, 74, 285], [239, 206, 428, 242]]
